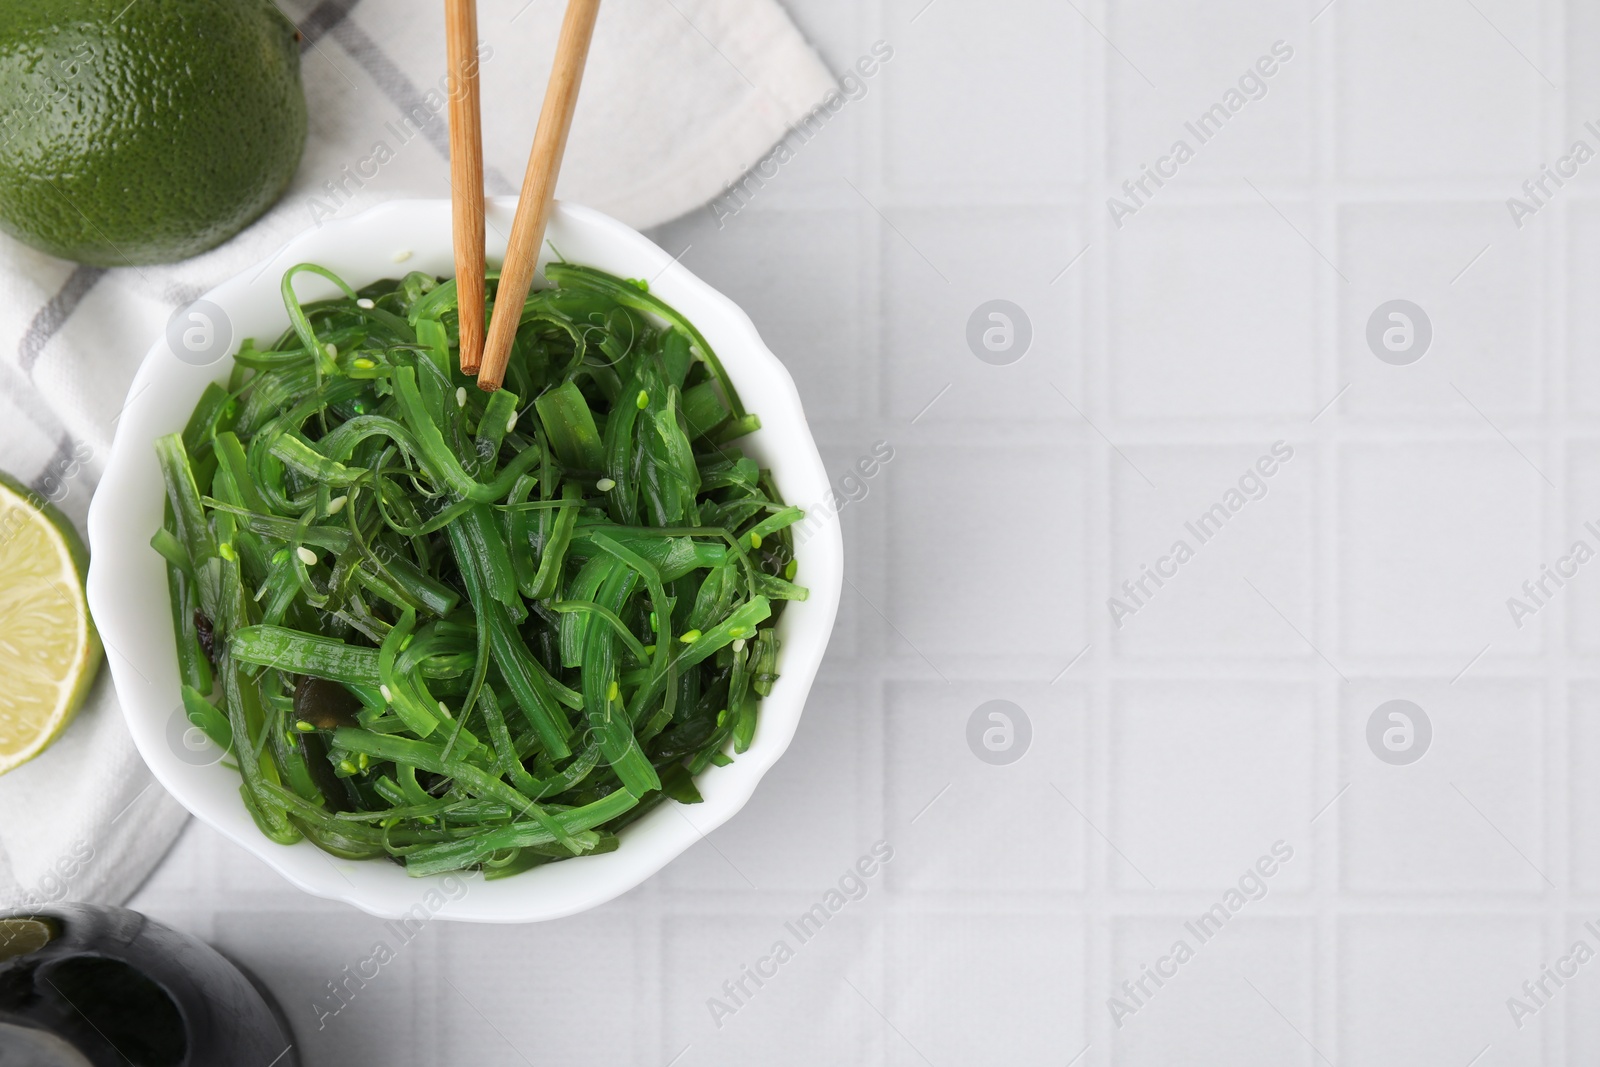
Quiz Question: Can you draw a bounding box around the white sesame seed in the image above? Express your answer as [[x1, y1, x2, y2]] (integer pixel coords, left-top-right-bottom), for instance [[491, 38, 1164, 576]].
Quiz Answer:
[[595, 477, 616, 492], [456, 387, 467, 408], [295, 546, 318, 566], [733, 638, 746, 653], [356, 298, 375, 309], [438, 701, 450, 716], [506, 411, 519, 434], [380, 684, 392, 702], [324, 343, 338, 359], [391, 249, 413, 263], [326, 495, 348, 515]]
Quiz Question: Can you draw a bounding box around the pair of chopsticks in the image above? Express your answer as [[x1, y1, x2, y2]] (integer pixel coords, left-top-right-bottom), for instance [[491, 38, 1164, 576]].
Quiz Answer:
[[446, 0, 601, 392]]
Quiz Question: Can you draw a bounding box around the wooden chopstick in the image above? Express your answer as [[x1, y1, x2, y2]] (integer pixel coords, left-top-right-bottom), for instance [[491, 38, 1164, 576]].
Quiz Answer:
[[476, 0, 602, 391], [445, 0, 487, 374]]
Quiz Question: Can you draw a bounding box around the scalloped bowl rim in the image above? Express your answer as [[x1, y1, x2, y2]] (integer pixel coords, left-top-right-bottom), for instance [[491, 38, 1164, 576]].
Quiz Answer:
[[86, 198, 843, 922]]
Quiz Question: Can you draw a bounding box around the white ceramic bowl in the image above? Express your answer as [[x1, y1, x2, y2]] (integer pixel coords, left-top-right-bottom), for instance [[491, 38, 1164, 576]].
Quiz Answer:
[[86, 199, 843, 922]]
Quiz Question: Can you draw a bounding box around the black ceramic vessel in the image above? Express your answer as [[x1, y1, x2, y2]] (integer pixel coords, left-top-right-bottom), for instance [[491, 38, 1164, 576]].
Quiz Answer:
[[0, 904, 296, 1066]]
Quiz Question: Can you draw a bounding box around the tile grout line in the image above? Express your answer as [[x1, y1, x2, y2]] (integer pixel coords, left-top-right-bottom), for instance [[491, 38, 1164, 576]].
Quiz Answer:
[[1085, 0, 1116, 1057], [1309, 0, 1343, 1055], [1539, 1, 1567, 1059]]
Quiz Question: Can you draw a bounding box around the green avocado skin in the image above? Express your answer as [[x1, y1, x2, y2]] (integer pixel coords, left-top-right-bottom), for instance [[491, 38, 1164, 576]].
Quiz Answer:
[[0, 0, 307, 266]]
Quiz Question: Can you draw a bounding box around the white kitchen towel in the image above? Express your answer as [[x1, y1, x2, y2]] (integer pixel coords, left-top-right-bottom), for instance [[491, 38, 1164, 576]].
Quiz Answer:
[[0, 0, 837, 909]]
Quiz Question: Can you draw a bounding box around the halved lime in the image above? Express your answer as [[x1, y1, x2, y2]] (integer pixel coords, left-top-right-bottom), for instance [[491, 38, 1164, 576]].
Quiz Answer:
[[0, 473, 101, 775]]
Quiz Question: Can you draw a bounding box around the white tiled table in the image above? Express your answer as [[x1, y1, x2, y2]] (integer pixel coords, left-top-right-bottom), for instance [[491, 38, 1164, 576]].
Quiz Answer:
[[131, 0, 1600, 1062]]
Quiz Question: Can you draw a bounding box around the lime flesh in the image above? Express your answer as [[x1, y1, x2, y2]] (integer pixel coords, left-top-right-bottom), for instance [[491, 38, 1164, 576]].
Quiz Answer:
[[0, 476, 101, 775]]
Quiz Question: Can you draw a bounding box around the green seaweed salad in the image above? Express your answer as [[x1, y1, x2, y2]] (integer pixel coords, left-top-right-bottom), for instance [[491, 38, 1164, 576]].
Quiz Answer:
[[153, 262, 805, 878]]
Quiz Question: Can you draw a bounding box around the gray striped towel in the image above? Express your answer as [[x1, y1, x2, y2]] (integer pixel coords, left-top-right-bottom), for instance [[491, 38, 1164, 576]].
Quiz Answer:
[[0, 0, 835, 909]]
